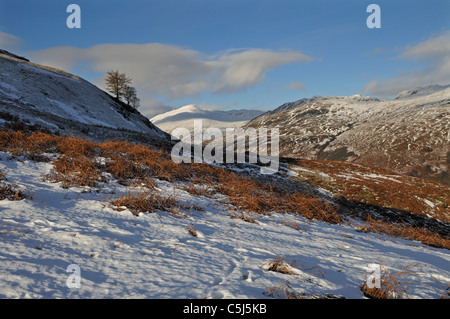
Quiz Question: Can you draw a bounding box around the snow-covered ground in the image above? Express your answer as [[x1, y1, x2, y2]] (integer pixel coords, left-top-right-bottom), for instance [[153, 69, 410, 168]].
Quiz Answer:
[[1, 152, 449, 299]]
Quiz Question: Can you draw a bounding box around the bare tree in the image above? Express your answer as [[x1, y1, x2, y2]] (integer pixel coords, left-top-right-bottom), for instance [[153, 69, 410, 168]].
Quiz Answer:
[[105, 70, 131, 100], [123, 85, 137, 106], [123, 85, 141, 109], [130, 94, 140, 109]]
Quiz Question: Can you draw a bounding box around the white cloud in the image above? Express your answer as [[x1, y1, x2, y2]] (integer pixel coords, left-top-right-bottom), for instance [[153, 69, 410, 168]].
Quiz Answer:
[[0, 31, 22, 50], [400, 32, 450, 60], [214, 49, 312, 93], [29, 43, 312, 115], [286, 81, 307, 91], [364, 31, 450, 97]]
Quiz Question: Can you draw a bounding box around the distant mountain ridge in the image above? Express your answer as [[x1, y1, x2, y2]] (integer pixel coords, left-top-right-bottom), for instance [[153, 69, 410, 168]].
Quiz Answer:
[[394, 84, 450, 100], [151, 104, 263, 135], [245, 87, 450, 184], [0, 49, 169, 145]]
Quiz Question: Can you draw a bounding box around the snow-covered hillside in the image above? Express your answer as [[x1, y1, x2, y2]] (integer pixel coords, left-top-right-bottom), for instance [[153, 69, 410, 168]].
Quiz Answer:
[[151, 104, 263, 136], [245, 88, 450, 184], [1, 151, 449, 299], [394, 84, 450, 100], [0, 50, 168, 143]]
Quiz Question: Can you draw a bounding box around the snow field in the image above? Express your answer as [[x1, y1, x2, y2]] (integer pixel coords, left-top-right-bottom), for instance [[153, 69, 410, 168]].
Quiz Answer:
[[0, 153, 449, 299]]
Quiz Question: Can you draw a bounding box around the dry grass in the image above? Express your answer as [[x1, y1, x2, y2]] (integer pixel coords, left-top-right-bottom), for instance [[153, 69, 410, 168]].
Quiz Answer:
[[178, 181, 214, 197], [50, 154, 100, 188], [361, 264, 416, 299], [0, 219, 29, 237], [280, 219, 308, 232], [0, 130, 341, 225], [0, 169, 30, 201], [263, 280, 302, 299], [264, 257, 325, 278], [293, 159, 450, 249], [97, 139, 343, 225], [215, 172, 342, 224], [112, 191, 178, 216], [294, 159, 449, 222], [266, 257, 299, 275], [0, 130, 59, 161], [186, 225, 198, 237], [98, 140, 188, 183], [356, 215, 450, 250], [1, 129, 447, 249], [263, 280, 344, 299], [0, 182, 29, 201], [440, 284, 450, 299], [227, 211, 259, 224]]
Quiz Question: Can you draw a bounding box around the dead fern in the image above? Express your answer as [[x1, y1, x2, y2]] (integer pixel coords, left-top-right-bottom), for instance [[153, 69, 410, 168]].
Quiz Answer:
[[361, 264, 416, 299]]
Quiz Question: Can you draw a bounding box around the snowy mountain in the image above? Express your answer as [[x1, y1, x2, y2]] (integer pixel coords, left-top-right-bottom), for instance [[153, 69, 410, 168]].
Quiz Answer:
[[0, 50, 169, 144], [394, 84, 450, 100], [151, 104, 263, 135], [253, 95, 380, 120], [245, 88, 450, 184]]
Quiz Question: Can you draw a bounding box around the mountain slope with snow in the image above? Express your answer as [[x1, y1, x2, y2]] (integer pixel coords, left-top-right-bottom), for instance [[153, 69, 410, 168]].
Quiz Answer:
[[0, 50, 168, 144], [394, 84, 450, 100], [0, 145, 449, 299], [151, 104, 263, 135], [245, 88, 450, 184]]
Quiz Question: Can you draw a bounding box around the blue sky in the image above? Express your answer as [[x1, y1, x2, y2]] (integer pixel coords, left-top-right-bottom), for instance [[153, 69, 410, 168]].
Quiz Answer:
[[1, 0, 449, 117]]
